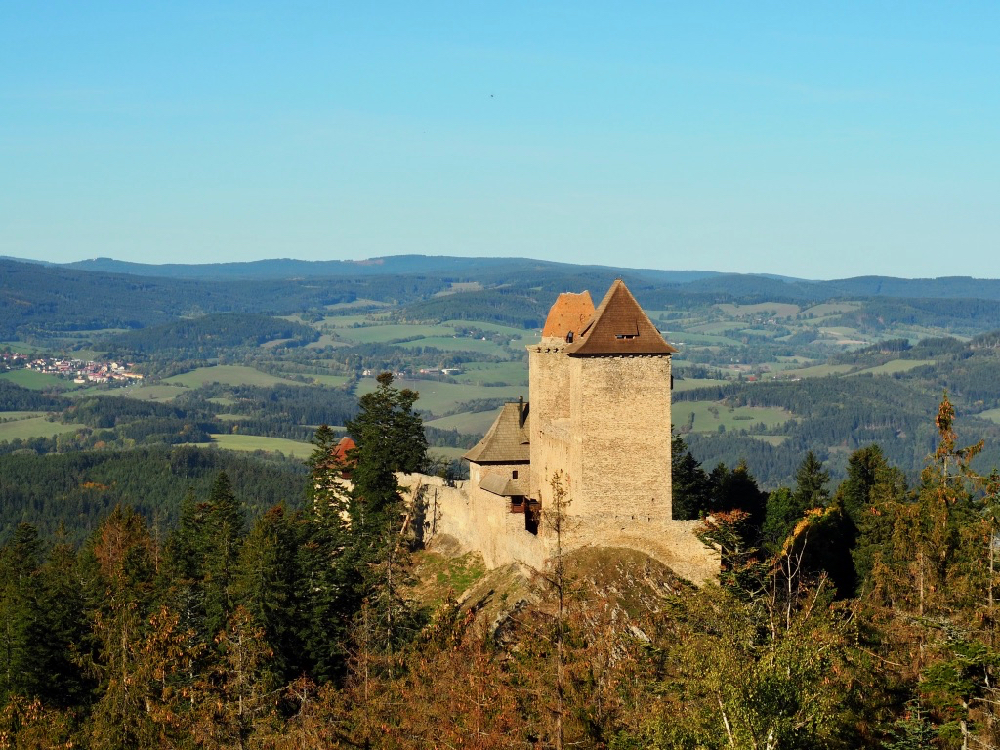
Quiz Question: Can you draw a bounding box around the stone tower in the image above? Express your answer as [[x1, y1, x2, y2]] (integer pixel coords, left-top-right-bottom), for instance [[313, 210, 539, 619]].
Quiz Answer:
[[451, 279, 716, 583], [528, 279, 677, 536]]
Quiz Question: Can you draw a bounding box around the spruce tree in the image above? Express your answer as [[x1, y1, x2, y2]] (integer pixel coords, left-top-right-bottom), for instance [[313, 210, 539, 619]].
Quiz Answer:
[[0, 524, 44, 703], [233, 504, 304, 683], [202, 471, 245, 640]]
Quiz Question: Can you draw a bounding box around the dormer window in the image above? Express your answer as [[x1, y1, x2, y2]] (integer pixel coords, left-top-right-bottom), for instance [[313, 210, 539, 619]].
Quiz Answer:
[[615, 334, 638, 340]]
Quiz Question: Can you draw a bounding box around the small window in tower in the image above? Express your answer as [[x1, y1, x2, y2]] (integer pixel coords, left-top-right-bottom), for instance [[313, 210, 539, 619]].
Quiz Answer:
[[615, 334, 638, 340], [512, 470, 518, 479]]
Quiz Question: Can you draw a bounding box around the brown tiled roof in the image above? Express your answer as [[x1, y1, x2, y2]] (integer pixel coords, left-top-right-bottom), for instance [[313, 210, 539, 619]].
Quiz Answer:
[[462, 401, 530, 464], [479, 473, 529, 497], [563, 279, 677, 356], [541, 291, 596, 339]]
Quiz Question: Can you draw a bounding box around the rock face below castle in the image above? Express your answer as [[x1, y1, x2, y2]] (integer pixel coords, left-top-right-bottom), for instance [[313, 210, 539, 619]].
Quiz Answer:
[[408, 279, 718, 585]]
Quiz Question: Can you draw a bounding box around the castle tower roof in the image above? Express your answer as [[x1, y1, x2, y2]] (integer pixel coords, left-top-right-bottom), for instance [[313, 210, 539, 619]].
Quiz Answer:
[[541, 291, 596, 340], [563, 279, 677, 356], [462, 401, 530, 464]]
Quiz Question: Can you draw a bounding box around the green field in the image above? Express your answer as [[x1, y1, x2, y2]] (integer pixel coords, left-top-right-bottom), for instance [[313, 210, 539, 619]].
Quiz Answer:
[[675, 400, 793, 434], [685, 322, 739, 334], [673, 378, 728, 393], [395, 336, 509, 356], [0, 342, 44, 354], [451, 361, 528, 387], [716, 302, 800, 318], [193, 434, 315, 459], [441, 319, 535, 342], [0, 370, 77, 391], [671, 332, 744, 347], [818, 328, 867, 345], [0, 417, 85, 441], [428, 446, 469, 462], [802, 302, 861, 317], [974, 408, 1000, 425], [0, 411, 46, 420], [425, 409, 502, 436], [305, 334, 350, 349], [165, 365, 304, 388], [99, 384, 190, 401], [848, 359, 936, 377], [434, 282, 483, 296], [355, 378, 525, 417], [332, 323, 456, 345], [780, 364, 856, 379], [304, 373, 352, 387]]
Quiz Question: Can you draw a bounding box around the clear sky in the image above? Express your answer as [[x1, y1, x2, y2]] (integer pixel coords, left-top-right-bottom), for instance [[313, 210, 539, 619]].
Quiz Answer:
[[2, 2, 998, 279]]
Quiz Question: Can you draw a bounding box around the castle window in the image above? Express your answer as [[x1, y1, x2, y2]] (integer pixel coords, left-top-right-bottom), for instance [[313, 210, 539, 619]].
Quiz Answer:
[[512, 470, 518, 479], [615, 334, 638, 340]]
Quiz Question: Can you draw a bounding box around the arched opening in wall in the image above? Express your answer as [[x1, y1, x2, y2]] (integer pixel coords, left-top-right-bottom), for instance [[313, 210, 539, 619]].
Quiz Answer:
[[525, 499, 540, 535]]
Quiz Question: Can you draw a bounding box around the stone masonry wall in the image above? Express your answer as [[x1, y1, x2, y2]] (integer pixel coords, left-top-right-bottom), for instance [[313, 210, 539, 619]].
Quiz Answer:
[[400, 472, 548, 570], [401, 472, 717, 585], [528, 343, 571, 502], [568, 354, 673, 524]]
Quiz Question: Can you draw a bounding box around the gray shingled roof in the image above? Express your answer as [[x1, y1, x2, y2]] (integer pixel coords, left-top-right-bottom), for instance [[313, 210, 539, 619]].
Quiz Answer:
[[479, 473, 529, 497], [462, 401, 530, 464]]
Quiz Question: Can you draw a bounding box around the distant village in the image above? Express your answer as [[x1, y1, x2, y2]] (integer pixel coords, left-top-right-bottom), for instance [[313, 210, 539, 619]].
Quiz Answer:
[[0, 351, 143, 385]]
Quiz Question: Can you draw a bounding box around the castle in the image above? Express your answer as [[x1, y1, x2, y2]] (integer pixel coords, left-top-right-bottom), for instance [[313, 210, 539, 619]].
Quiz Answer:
[[409, 279, 717, 584]]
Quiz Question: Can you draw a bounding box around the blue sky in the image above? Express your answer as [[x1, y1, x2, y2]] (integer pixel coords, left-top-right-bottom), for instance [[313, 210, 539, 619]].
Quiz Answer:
[[2, 2, 998, 279]]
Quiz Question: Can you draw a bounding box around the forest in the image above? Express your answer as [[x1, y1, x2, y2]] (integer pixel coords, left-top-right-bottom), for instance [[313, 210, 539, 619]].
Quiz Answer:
[[3, 375, 1000, 748]]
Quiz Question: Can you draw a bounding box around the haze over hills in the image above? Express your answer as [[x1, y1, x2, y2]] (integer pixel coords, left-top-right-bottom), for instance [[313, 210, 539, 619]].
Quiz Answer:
[[5, 251, 1000, 490], [7, 253, 1000, 300]]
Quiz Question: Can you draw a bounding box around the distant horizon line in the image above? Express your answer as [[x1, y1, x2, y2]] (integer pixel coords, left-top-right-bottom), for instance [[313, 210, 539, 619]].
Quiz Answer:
[[4, 253, 995, 285]]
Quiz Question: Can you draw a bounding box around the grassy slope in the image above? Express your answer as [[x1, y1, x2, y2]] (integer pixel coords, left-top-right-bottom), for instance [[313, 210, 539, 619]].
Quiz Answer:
[[165, 365, 304, 388], [0, 417, 85, 440]]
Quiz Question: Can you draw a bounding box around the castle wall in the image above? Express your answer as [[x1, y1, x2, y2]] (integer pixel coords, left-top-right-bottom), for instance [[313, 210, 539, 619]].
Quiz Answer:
[[401, 472, 717, 585], [567, 354, 673, 524], [400, 472, 548, 571]]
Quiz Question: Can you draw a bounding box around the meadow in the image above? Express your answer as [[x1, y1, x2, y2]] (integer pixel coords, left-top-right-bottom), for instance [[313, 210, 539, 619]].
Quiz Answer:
[[0, 416, 85, 441], [165, 365, 304, 388], [674, 400, 793, 434]]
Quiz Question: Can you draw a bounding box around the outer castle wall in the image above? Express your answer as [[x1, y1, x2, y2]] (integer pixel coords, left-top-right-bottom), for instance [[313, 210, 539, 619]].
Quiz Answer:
[[399, 473, 548, 571]]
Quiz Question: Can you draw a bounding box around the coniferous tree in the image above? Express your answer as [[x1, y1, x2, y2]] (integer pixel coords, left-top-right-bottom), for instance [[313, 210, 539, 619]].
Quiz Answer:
[[762, 451, 830, 554], [80, 505, 160, 749], [233, 504, 304, 684], [671, 434, 713, 521], [36, 530, 89, 707], [0, 524, 44, 703], [343, 373, 425, 679], [709, 459, 768, 542], [298, 424, 356, 682], [202, 471, 245, 641]]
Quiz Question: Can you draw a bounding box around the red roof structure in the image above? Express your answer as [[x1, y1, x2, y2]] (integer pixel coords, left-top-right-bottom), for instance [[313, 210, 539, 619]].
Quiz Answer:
[[333, 436, 356, 478], [541, 291, 596, 340]]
